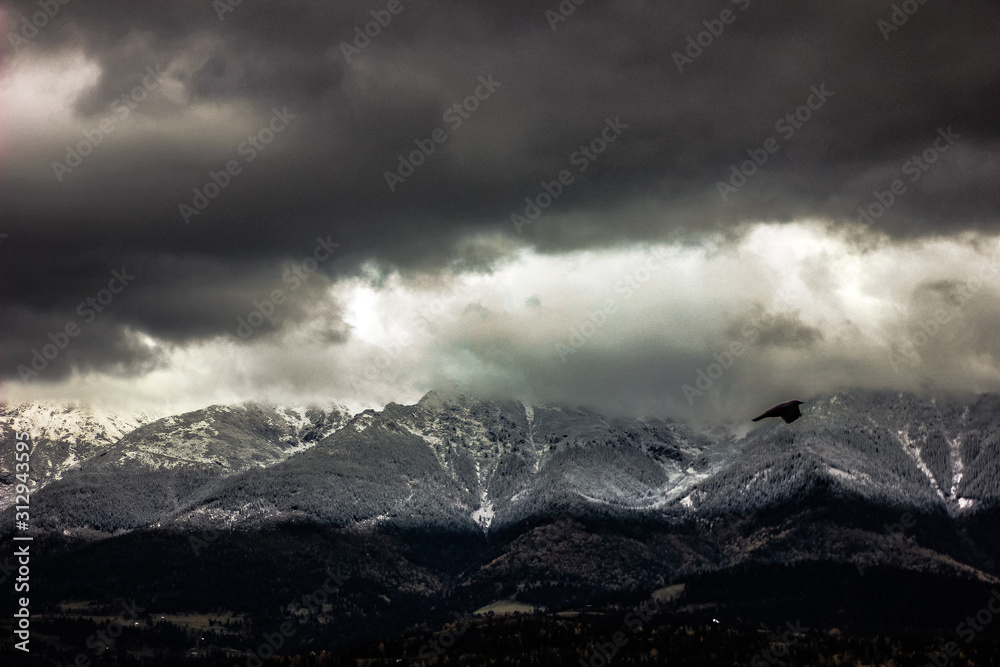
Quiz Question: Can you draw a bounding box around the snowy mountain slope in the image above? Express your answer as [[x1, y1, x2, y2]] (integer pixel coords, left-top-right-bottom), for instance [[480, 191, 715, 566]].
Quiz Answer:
[[0, 402, 155, 509], [79, 402, 351, 473], [6, 391, 1000, 550], [680, 392, 1000, 518], [2, 401, 352, 533], [396, 392, 737, 529], [164, 392, 732, 534], [4, 391, 1000, 640], [170, 395, 528, 531]]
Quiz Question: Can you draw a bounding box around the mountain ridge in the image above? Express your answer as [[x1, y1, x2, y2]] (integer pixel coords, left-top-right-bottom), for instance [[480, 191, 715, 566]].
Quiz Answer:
[[4, 389, 1000, 642], [4, 391, 999, 532]]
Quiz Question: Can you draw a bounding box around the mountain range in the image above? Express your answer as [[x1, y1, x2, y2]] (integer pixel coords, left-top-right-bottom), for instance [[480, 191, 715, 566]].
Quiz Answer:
[[3, 390, 1000, 643]]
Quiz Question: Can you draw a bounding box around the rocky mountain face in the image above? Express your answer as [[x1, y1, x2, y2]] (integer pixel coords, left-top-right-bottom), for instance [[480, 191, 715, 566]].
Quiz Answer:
[[0, 401, 351, 534], [171, 391, 737, 534], [8, 390, 996, 536], [0, 402, 154, 509], [2, 390, 999, 638], [688, 392, 1000, 515]]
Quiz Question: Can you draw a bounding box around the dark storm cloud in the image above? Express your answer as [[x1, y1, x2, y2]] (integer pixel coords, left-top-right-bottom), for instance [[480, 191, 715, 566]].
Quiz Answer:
[[2, 0, 999, 381]]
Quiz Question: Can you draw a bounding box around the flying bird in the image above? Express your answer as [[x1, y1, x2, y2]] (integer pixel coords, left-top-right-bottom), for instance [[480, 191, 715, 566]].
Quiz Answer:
[[752, 400, 804, 424]]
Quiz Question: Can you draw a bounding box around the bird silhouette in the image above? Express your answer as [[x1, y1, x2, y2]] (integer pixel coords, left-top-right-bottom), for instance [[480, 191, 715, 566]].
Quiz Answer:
[[752, 400, 804, 424]]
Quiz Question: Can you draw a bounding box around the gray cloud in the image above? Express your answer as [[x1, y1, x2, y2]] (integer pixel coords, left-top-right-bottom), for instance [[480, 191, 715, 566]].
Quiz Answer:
[[2, 0, 999, 417]]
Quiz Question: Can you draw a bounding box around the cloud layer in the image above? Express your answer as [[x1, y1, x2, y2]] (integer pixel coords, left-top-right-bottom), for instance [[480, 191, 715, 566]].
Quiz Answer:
[[2, 0, 998, 418], [5, 222, 999, 421]]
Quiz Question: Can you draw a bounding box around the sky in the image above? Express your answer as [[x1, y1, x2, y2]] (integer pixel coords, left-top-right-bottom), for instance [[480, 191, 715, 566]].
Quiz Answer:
[[1, 0, 999, 422]]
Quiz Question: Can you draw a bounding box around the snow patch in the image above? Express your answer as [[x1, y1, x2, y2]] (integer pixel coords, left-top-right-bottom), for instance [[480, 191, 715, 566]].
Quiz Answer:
[[471, 490, 495, 532], [897, 428, 946, 500], [948, 436, 965, 497], [276, 406, 312, 433], [353, 413, 375, 432]]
